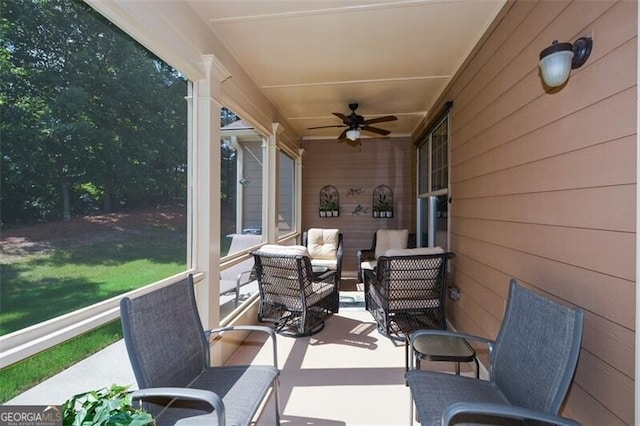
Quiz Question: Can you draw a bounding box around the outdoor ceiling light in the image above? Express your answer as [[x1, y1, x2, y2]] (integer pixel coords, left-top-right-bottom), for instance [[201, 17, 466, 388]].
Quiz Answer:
[[539, 37, 592, 87], [346, 128, 361, 141]]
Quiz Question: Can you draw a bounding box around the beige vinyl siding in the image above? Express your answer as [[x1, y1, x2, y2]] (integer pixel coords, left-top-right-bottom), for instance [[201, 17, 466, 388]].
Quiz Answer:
[[416, 0, 636, 424], [301, 137, 415, 272], [278, 151, 295, 234], [240, 140, 264, 232]]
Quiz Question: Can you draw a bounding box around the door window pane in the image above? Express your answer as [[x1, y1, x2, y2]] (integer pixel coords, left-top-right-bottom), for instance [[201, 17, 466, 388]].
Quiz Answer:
[[435, 194, 448, 249], [431, 119, 448, 191], [418, 142, 429, 194], [416, 115, 449, 249]]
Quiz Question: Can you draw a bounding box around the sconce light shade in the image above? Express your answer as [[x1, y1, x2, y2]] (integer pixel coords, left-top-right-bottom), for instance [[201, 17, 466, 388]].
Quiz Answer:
[[346, 128, 361, 141], [539, 41, 574, 87], [539, 37, 592, 87]]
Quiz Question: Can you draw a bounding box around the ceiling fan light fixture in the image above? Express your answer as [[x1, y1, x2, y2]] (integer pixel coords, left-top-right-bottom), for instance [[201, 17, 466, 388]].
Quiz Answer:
[[346, 128, 360, 141], [309, 103, 397, 142]]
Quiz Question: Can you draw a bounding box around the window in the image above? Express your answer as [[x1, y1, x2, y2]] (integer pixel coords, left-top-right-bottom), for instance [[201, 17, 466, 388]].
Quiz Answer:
[[1, 0, 190, 340], [417, 114, 450, 248], [219, 109, 265, 316], [278, 151, 296, 237]]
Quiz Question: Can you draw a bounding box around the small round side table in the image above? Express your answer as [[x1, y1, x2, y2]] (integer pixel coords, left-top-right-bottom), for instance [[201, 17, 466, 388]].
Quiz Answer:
[[410, 333, 479, 378]]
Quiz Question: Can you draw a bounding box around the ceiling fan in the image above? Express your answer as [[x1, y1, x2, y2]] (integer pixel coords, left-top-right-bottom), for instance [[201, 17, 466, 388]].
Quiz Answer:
[[308, 103, 398, 146]]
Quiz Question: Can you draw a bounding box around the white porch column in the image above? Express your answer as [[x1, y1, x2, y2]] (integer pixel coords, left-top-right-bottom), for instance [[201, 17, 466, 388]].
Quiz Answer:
[[264, 123, 282, 243], [193, 54, 230, 331], [296, 149, 304, 240]]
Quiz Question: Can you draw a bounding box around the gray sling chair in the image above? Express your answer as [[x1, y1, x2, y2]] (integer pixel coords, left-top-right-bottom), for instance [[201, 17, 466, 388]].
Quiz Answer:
[[405, 279, 583, 426], [120, 274, 280, 426]]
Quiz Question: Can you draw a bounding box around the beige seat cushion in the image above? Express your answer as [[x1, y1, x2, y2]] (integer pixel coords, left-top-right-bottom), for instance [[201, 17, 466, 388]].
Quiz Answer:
[[265, 281, 335, 308], [384, 246, 444, 257], [258, 244, 309, 257], [311, 258, 338, 269], [374, 229, 409, 259], [360, 260, 378, 271], [307, 228, 339, 261]]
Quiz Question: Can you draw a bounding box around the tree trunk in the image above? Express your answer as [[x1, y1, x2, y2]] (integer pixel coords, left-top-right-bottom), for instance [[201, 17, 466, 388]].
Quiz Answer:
[[103, 183, 113, 213], [61, 178, 71, 222]]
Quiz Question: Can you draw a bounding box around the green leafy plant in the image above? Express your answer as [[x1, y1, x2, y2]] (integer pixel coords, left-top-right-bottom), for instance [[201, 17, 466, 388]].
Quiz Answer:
[[321, 192, 333, 210], [62, 384, 153, 426], [377, 193, 391, 211]]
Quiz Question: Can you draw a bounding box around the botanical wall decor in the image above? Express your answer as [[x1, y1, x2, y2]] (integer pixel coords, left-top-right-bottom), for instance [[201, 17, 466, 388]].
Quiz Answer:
[[372, 185, 393, 218], [351, 204, 369, 215], [319, 185, 339, 217]]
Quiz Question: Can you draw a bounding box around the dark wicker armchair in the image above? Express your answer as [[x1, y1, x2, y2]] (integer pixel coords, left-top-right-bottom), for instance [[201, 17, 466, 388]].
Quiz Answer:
[[357, 229, 416, 282], [253, 245, 339, 337], [364, 247, 454, 341]]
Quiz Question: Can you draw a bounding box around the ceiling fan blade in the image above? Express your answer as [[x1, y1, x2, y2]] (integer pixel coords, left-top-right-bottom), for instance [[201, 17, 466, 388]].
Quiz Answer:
[[363, 115, 398, 125], [337, 129, 348, 140], [332, 112, 350, 122], [308, 125, 347, 130], [361, 125, 391, 136]]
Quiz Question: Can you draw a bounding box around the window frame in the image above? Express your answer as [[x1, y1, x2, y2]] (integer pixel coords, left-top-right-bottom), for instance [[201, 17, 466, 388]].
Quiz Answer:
[[416, 112, 451, 249]]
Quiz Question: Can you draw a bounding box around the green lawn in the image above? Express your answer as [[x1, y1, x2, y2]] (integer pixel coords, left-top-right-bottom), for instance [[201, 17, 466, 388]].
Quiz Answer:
[[0, 211, 188, 402], [0, 321, 124, 403], [1, 226, 186, 335]]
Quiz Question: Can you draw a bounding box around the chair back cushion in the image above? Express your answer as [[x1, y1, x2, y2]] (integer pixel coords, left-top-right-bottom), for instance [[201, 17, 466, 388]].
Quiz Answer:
[[493, 281, 584, 414], [120, 276, 208, 390], [375, 229, 409, 259], [306, 228, 339, 260]]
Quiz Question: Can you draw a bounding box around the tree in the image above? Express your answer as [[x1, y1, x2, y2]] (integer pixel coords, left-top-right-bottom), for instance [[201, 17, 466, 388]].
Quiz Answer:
[[1, 0, 188, 225]]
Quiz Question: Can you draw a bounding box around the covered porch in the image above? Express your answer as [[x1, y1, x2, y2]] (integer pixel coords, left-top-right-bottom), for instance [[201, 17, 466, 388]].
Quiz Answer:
[[1, 0, 636, 424]]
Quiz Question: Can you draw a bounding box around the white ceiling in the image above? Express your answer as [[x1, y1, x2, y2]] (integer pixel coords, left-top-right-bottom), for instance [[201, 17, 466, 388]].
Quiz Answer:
[[187, 0, 505, 140]]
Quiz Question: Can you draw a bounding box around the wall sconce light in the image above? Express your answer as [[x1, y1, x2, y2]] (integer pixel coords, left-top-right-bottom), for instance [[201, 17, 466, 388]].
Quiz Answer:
[[346, 128, 361, 141], [539, 36, 592, 87]]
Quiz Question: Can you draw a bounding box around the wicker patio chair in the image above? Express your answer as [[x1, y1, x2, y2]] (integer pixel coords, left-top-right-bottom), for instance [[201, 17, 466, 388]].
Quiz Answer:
[[356, 229, 416, 282], [364, 247, 454, 342], [120, 274, 280, 426], [406, 279, 583, 426], [302, 228, 344, 286], [253, 245, 339, 337]]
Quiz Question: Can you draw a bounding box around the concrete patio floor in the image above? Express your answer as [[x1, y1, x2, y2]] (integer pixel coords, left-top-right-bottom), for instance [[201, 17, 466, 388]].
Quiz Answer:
[[6, 290, 477, 425]]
